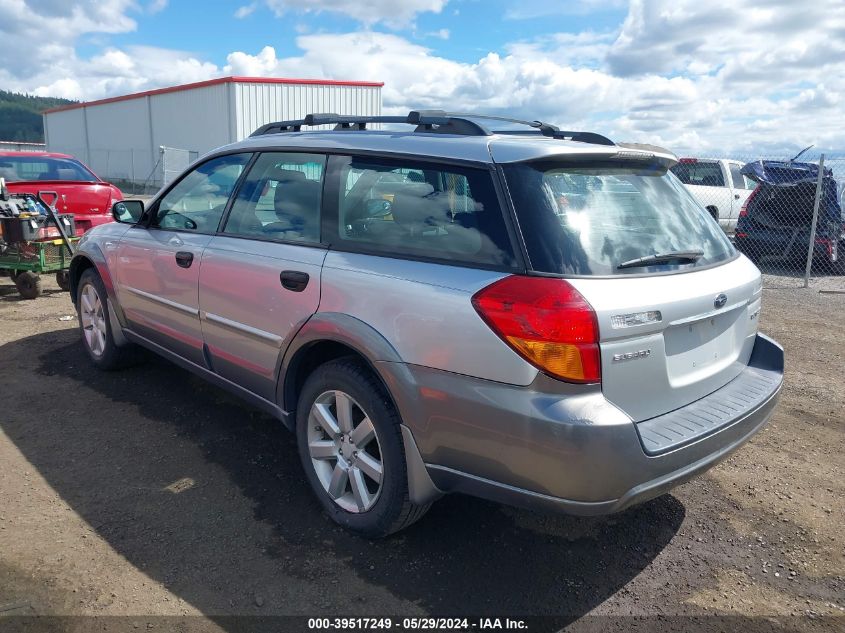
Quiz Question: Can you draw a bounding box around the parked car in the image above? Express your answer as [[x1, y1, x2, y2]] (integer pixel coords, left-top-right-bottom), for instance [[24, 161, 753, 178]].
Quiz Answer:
[[735, 160, 844, 272], [67, 111, 783, 537], [0, 151, 122, 235], [670, 158, 756, 234]]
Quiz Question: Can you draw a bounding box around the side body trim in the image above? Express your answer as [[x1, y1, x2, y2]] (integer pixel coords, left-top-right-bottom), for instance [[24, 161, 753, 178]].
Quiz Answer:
[[202, 311, 284, 346], [125, 286, 200, 316]]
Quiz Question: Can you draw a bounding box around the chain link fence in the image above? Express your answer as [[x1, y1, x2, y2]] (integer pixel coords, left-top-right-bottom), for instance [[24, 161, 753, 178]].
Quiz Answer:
[[160, 146, 199, 189], [45, 146, 198, 197], [670, 154, 844, 292]]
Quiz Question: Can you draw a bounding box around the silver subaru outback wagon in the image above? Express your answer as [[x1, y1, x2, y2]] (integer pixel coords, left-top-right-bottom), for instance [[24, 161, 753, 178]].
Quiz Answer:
[[68, 111, 784, 537]]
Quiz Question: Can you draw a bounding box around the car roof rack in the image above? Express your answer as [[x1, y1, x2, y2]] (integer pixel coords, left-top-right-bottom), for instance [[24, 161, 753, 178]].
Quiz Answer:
[[249, 110, 615, 146]]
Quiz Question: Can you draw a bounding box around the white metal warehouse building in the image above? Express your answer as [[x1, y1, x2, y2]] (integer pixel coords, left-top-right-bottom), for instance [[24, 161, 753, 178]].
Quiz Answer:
[[42, 76, 383, 188]]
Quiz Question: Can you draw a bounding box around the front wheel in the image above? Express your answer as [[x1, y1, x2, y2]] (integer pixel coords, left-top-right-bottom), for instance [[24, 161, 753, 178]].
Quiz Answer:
[[76, 269, 139, 369], [296, 358, 430, 537]]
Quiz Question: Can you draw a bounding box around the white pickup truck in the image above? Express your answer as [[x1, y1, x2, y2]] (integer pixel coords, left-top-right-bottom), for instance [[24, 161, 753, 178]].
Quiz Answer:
[[670, 158, 757, 235]]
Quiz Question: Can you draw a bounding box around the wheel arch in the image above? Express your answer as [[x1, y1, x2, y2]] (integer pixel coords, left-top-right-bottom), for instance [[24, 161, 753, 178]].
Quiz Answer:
[[69, 245, 126, 327], [278, 312, 419, 421], [68, 254, 95, 303], [278, 312, 441, 506]]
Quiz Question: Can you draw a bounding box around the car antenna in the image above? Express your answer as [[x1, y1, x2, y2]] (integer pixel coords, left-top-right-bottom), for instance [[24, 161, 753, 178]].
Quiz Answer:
[[789, 144, 814, 162]]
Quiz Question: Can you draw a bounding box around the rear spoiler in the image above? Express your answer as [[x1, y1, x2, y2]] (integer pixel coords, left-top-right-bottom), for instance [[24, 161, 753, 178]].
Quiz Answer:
[[615, 143, 679, 168]]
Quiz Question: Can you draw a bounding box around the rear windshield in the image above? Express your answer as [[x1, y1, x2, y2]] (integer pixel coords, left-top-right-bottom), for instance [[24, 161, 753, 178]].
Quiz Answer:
[[504, 161, 735, 276], [670, 161, 725, 187], [0, 156, 97, 182]]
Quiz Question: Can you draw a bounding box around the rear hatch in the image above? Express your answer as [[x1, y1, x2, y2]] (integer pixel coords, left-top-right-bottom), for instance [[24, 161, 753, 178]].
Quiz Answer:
[[502, 154, 761, 421], [568, 259, 760, 420]]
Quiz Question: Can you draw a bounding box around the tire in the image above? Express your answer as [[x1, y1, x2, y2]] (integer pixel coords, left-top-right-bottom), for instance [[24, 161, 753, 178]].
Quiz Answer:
[[296, 357, 430, 537], [14, 271, 42, 300], [56, 270, 71, 291], [75, 268, 140, 370]]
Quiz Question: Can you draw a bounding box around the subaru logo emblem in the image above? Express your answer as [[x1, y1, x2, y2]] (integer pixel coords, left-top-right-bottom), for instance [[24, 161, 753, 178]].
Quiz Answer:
[[714, 293, 727, 308]]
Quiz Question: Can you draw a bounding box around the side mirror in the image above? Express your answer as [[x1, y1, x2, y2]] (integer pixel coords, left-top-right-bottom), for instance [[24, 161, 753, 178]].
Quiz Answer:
[[113, 200, 144, 224]]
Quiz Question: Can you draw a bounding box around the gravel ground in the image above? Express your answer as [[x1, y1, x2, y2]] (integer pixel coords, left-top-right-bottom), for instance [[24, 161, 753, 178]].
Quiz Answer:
[[0, 274, 842, 633]]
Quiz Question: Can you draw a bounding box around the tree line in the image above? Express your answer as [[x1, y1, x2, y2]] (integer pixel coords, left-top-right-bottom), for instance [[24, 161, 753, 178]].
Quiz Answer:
[[0, 90, 75, 142]]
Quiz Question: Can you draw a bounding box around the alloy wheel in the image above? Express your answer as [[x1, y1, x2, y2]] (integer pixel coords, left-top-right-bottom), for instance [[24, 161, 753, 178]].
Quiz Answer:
[[307, 390, 384, 513], [80, 284, 106, 358]]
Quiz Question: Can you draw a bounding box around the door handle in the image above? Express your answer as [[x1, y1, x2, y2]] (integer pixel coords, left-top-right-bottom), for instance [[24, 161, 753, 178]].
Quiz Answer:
[[280, 270, 309, 292], [734, 193, 740, 199], [175, 251, 194, 268]]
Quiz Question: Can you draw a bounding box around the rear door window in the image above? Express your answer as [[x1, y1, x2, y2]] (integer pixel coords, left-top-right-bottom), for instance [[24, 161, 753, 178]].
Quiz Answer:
[[332, 157, 515, 268], [223, 152, 325, 243], [670, 161, 726, 187], [504, 160, 735, 276]]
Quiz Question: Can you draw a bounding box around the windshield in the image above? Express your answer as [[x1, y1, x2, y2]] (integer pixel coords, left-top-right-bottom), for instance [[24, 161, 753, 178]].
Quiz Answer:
[[0, 156, 98, 183], [504, 160, 735, 276]]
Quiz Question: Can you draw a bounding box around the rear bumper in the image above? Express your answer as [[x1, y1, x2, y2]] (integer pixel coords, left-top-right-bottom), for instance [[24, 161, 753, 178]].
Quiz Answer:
[[407, 334, 783, 516]]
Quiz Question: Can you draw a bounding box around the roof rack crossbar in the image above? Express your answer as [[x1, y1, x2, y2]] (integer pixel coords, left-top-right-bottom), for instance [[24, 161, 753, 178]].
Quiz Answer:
[[437, 113, 614, 145], [249, 110, 614, 145], [250, 111, 492, 137]]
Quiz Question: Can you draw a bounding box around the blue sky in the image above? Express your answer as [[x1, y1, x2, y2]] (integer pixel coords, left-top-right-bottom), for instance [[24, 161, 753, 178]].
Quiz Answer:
[[1, 0, 843, 155], [98, 1, 625, 69]]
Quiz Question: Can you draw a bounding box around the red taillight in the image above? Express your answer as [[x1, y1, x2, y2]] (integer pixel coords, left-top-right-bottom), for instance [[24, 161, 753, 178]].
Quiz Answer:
[[471, 275, 601, 383], [679, 158, 698, 164], [740, 185, 760, 217]]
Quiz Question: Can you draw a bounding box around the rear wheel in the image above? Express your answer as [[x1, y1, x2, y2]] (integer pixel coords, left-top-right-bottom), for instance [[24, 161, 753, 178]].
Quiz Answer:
[[14, 271, 42, 299], [296, 357, 430, 537]]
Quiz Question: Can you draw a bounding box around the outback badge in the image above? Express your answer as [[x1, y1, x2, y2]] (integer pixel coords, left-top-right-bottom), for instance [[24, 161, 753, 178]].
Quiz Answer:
[[612, 349, 651, 362]]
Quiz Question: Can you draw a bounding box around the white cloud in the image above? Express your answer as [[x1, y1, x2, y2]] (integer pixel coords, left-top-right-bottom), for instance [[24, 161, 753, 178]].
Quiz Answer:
[[234, 3, 257, 19], [262, 0, 448, 28], [0, 0, 138, 91], [148, 0, 168, 13], [607, 0, 845, 82], [220, 18, 845, 154], [2, 0, 844, 155]]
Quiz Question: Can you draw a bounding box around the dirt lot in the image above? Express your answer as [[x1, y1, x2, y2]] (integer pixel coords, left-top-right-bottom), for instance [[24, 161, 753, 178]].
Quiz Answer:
[[0, 275, 842, 633]]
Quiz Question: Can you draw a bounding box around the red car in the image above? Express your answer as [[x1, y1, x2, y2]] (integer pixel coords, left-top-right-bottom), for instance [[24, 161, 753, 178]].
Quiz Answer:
[[0, 151, 122, 235]]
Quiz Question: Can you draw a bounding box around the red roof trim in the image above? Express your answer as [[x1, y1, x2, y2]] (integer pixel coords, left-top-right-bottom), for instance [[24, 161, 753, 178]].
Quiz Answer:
[[42, 76, 384, 114]]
